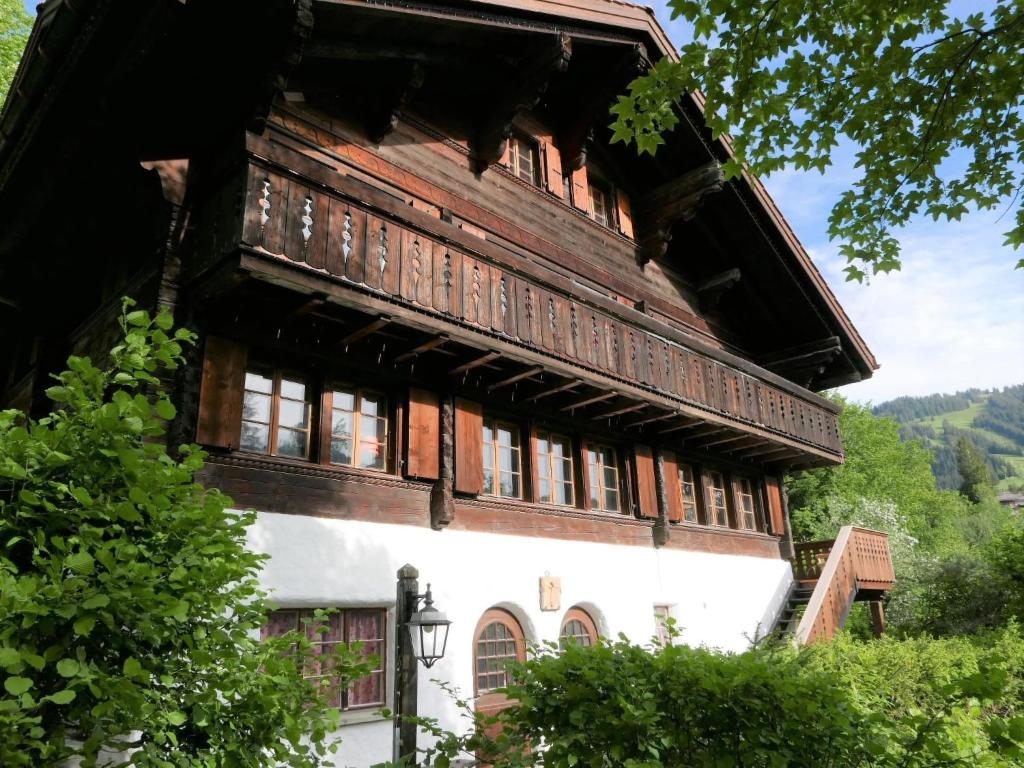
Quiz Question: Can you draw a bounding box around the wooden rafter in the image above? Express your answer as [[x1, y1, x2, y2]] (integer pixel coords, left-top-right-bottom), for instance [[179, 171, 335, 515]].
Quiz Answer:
[[524, 378, 582, 402], [338, 314, 391, 347], [690, 432, 750, 450], [486, 365, 544, 392], [696, 268, 741, 312], [637, 161, 726, 265], [472, 33, 572, 173], [625, 411, 676, 429], [393, 333, 449, 363], [560, 390, 616, 411], [591, 402, 646, 420], [450, 351, 501, 375]]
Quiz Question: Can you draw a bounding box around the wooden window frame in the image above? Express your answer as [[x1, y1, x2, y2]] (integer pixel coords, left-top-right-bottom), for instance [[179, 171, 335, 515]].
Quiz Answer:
[[240, 368, 314, 460], [507, 134, 540, 186], [474, 608, 527, 699], [704, 469, 730, 528], [679, 463, 700, 524], [482, 415, 524, 500], [583, 441, 623, 514], [653, 604, 673, 647], [262, 607, 387, 711], [559, 606, 599, 648], [588, 177, 613, 227], [533, 429, 575, 507], [734, 475, 761, 532], [322, 384, 391, 473]]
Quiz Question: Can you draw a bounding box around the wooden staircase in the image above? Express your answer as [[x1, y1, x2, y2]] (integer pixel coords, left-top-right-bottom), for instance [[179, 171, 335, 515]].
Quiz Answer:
[[774, 526, 896, 644]]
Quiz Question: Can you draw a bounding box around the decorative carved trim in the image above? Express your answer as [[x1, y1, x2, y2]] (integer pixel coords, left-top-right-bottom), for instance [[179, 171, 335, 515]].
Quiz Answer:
[[205, 452, 427, 490]]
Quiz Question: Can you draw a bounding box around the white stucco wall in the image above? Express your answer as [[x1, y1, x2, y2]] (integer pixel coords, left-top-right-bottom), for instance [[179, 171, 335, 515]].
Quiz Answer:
[[247, 511, 793, 767]]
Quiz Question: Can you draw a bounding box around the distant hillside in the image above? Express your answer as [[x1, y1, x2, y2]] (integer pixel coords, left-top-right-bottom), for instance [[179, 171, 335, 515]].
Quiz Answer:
[[873, 384, 1024, 492]]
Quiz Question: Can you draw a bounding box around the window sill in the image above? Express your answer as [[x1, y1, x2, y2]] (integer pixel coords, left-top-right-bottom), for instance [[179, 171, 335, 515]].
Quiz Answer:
[[461, 495, 650, 525], [337, 707, 389, 727], [670, 520, 779, 540]]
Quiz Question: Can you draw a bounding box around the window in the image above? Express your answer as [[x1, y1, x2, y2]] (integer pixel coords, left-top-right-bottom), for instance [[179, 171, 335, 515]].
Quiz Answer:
[[654, 604, 673, 647], [507, 135, 538, 185], [483, 418, 523, 499], [560, 607, 598, 648], [474, 609, 526, 694], [585, 444, 620, 512], [263, 608, 386, 709], [327, 387, 388, 471], [535, 431, 574, 507], [679, 464, 699, 523], [589, 180, 612, 227], [241, 370, 312, 459], [706, 470, 729, 527], [735, 476, 758, 531]]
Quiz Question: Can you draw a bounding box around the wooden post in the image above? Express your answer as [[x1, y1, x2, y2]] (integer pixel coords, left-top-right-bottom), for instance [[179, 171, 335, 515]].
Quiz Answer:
[[779, 480, 796, 560], [393, 565, 420, 766], [430, 396, 455, 529], [870, 600, 886, 638], [652, 449, 670, 547]]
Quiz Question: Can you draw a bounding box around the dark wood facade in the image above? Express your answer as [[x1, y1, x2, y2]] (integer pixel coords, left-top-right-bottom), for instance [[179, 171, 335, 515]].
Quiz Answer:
[[0, 0, 877, 560]]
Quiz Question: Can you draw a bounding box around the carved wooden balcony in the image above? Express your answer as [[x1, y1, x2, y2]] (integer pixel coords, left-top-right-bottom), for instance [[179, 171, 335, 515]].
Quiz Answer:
[[192, 138, 846, 467]]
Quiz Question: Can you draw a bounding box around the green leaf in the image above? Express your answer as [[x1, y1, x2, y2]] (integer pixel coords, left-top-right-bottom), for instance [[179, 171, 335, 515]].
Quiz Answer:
[[4, 676, 32, 695], [47, 689, 76, 705], [123, 658, 142, 678], [82, 594, 110, 610], [167, 710, 188, 726], [73, 616, 96, 636], [155, 399, 176, 420], [66, 551, 95, 575], [56, 659, 80, 678]]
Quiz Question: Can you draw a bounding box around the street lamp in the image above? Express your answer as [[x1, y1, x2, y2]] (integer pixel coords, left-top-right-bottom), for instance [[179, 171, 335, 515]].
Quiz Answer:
[[393, 565, 452, 766], [406, 585, 451, 669]]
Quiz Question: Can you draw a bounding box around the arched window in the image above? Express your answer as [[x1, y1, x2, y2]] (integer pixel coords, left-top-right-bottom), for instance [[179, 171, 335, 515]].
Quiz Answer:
[[559, 607, 598, 647], [474, 608, 526, 696]]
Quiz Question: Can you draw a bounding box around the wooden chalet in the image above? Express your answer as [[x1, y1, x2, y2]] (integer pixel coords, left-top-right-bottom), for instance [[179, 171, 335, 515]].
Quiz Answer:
[[0, 0, 894, 760]]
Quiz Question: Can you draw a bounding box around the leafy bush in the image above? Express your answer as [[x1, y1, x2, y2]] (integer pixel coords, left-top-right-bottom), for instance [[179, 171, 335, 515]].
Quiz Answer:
[[417, 630, 1024, 767], [0, 302, 372, 766]]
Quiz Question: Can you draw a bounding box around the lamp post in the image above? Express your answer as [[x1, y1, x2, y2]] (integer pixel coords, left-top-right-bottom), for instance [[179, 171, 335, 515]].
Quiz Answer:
[[393, 564, 452, 766]]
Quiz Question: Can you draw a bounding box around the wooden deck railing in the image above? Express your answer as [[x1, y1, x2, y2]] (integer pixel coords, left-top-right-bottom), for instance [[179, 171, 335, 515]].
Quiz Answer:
[[794, 526, 895, 645]]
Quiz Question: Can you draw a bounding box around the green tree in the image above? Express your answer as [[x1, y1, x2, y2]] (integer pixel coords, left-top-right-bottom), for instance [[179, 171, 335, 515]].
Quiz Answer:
[[956, 435, 994, 502], [0, 301, 372, 766], [0, 0, 32, 106], [610, 0, 1024, 280]]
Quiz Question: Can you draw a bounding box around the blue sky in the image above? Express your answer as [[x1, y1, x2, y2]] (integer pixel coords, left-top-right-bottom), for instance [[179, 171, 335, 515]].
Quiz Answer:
[[18, 0, 1021, 405], [652, 4, 1024, 405]]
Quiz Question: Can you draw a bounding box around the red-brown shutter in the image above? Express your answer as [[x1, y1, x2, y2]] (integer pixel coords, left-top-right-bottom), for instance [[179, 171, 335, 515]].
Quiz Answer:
[[196, 336, 247, 449], [764, 475, 786, 535], [406, 388, 440, 480], [616, 189, 635, 239], [571, 165, 589, 213], [661, 450, 684, 522], [539, 138, 564, 198], [633, 444, 658, 519], [454, 398, 484, 495]]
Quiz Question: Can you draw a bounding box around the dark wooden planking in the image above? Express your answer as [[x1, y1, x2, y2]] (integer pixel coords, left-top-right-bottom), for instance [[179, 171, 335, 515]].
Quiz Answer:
[[633, 444, 659, 519], [661, 449, 684, 523], [406, 387, 440, 480], [454, 397, 484, 494], [196, 336, 247, 450]]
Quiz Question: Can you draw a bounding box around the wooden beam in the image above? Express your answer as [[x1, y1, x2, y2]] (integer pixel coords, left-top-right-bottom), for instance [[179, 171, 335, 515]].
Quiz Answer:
[[524, 378, 582, 403], [735, 444, 793, 459], [472, 33, 572, 173], [450, 351, 501, 375], [637, 162, 726, 264], [690, 432, 750, 450], [625, 411, 677, 429], [721, 436, 771, 453], [759, 336, 842, 369], [367, 61, 424, 144], [393, 334, 449, 363], [658, 419, 706, 435], [592, 402, 647, 420], [677, 425, 726, 440], [561, 390, 616, 411], [286, 292, 328, 319], [696, 268, 741, 312], [486, 365, 544, 392], [338, 314, 391, 348]]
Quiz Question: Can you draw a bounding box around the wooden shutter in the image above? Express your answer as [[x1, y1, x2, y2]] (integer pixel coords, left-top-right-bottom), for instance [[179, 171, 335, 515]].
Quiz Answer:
[[196, 336, 247, 449], [499, 139, 511, 168], [570, 165, 589, 213], [406, 388, 440, 480], [633, 444, 658, 519], [539, 138, 564, 198], [661, 450, 684, 523], [764, 475, 786, 535], [616, 189, 634, 239], [454, 398, 484, 495]]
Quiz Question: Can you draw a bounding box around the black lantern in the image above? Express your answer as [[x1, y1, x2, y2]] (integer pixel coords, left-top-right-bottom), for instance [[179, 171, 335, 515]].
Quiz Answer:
[[406, 584, 451, 668]]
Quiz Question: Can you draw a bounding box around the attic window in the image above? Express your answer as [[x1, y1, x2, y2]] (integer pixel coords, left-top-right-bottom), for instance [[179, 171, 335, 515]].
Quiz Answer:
[[508, 135, 539, 186], [589, 179, 612, 227]]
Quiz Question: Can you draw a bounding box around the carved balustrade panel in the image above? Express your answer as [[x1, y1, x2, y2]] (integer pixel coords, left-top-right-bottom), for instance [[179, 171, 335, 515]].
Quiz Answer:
[[214, 161, 844, 458]]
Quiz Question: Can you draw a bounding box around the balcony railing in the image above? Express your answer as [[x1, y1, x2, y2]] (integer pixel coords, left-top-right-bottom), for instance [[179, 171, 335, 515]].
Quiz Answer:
[[794, 527, 895, 644]]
